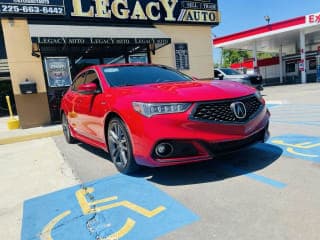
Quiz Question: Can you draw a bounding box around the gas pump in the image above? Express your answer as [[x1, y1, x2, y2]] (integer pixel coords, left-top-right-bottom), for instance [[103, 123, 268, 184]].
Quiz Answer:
[[317, 55, 320, 82]]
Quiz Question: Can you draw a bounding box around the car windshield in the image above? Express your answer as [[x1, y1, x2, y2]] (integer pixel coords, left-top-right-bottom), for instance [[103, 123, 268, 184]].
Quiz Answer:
[[220, 68, 242, 75], [102, 65, 192, 87]]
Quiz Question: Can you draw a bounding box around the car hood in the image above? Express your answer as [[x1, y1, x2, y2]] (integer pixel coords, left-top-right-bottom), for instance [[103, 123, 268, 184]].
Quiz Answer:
[[112, 80, 256, 102]]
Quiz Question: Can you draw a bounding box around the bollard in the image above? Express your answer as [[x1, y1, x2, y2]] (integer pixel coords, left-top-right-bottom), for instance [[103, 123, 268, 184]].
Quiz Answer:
[[5, 95, 20, 130]]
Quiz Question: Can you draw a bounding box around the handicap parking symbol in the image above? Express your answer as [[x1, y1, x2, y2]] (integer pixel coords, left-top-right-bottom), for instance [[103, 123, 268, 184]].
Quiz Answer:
[[270, 135, 320, 163], [21, 174, 198, 240]]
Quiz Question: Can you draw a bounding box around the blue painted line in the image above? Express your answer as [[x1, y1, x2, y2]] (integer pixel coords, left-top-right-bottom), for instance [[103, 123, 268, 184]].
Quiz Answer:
[[221, 164, 287, 189], [266, 104, 280, 108], [272, 105, 320, 108], [21, 174, 198, 240], [244, 172, 287, 188], [272, 121, 320, 126]]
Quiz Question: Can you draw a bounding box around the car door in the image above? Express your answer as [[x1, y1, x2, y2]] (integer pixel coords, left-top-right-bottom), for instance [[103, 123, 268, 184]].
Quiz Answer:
[[66, 73, 86, 132], [74, 69, 108, 143]]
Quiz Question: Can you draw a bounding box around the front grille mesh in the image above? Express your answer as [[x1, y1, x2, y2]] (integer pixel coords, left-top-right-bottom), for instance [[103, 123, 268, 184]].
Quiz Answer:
[[192, 95, 262, 123]]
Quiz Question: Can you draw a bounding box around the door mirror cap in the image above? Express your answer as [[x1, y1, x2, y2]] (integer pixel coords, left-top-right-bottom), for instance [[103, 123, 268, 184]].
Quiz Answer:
[[218, 74, 224, 80], [78, 83, 100, 95]]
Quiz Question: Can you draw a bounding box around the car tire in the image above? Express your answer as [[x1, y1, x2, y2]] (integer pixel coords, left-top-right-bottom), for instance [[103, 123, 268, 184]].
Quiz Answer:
[[62, 113, 76, 144], [107, 117, 139, 174]]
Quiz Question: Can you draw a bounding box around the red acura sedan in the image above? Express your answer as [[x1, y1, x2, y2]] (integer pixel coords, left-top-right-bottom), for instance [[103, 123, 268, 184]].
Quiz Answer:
[[61, 64, 270, 173]]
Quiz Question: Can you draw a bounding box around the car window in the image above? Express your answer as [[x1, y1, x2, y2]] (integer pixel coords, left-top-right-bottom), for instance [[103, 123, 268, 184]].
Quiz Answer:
[[102, 65, 192, 87], [85, 70, 102, 91], [214, 70, 221, 78], [220, 68, 242, 75], [71, 73, 85, 91]]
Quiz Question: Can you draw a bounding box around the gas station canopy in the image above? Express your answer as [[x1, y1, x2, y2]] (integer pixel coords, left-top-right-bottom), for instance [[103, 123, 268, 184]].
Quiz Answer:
[[214, 12, 320, 54]]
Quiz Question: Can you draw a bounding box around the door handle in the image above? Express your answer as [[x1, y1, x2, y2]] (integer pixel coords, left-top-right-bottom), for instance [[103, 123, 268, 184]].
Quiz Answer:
[[101, 101, 107, 105]]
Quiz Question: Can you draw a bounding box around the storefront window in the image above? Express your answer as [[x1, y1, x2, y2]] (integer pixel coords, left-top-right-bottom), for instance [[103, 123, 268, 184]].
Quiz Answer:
[[104, 56, 126, 64], [286, 62, 296, 73], [75, 58, 100, 72], [129, 54, 148, 63], [309, 59, 316, 70], [0, 26, 7, 59]]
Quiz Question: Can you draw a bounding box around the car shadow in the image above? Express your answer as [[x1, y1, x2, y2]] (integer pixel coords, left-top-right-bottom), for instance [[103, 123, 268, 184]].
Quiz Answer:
[[77, 142, 111, 159], [132, 143, 283, 186], [74, 140, 283, 186]]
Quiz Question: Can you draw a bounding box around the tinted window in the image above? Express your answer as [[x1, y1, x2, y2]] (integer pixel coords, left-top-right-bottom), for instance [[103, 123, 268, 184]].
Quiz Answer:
[[71, 73, 85, 91], [102, 65, 192, 87], [220, 68, 241, 75], [214, 70, 221, 78], [286, 62, 296, 73], [309, 59, 316, 70], [0, 26, 7, 59], [85, 70, 102, 91]]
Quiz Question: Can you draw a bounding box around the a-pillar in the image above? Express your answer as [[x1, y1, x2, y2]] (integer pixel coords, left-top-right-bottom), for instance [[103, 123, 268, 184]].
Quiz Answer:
[[300, 30, 307, 84]]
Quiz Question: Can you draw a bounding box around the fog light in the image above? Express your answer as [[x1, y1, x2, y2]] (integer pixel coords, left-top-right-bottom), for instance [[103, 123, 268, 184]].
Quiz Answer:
[[155, 143, 174, 158]]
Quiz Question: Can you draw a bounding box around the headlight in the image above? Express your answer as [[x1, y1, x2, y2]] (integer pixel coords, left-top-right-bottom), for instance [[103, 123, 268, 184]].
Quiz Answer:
[[132, 102, 191, 117], [254, 91, 265, 104]]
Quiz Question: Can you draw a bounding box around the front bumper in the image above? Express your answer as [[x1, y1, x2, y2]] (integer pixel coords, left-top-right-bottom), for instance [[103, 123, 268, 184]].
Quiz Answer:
[[128, 105, 270, 167]]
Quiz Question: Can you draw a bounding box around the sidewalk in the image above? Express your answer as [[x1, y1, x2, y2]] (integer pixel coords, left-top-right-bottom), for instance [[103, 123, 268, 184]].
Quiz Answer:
[[0, 117, 79, 240], [0, 116, 63, 145]]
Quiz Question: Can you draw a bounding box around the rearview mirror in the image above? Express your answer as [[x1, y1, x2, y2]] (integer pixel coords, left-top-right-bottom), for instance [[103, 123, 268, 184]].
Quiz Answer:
[[78, 83, 100, 95]]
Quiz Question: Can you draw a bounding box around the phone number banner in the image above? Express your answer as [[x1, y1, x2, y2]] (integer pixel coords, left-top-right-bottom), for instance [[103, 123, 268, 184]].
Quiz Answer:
[[0, 0, 65, 16], [0, 0, 220, 26]]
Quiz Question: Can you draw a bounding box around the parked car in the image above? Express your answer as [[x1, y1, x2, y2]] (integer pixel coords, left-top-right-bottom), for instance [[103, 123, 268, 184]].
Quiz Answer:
[[214, 68, 264, 91], [61, 64, 270, 174]]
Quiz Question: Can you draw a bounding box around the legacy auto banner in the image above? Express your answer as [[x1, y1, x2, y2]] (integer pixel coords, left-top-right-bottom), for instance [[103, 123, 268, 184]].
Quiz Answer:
[[0, 0, 220, 25]]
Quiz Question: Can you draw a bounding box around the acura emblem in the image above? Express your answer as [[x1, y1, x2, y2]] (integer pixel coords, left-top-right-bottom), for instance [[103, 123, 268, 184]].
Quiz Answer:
[[230, 102, 247, 119]]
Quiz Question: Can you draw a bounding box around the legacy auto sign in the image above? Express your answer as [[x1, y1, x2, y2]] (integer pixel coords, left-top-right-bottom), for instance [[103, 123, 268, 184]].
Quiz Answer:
[[0, 0, 220, 25]]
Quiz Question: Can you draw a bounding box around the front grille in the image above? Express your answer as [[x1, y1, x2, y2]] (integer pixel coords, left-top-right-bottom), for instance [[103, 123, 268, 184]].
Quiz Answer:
[[191, 95, 263, 123], [209, 128, 265, 155]]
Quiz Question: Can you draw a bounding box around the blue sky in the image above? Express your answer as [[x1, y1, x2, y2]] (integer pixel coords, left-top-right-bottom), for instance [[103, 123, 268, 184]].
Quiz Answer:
[[212, 0, 320, 62]]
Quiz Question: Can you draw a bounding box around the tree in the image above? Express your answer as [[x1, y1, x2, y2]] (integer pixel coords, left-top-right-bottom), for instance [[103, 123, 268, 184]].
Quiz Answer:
[[221, 49, 274, 67], [221, 49, 250, 67]]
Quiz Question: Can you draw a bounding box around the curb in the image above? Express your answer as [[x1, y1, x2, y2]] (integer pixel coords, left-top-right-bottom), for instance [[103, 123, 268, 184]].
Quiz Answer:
[[0, 130, 63, 145]]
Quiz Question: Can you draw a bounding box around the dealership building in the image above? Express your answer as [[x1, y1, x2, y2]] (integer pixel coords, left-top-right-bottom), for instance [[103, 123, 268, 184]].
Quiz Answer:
[[213, 12, 320, 85], [0, 0, 220, 128]]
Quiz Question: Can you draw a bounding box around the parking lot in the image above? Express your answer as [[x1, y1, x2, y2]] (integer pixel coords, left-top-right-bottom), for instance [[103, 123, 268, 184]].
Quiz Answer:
[[3, 83, 320, 240]]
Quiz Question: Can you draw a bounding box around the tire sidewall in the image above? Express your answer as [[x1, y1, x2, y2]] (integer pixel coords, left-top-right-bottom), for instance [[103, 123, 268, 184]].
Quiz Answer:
[[108, 118, 137, 174], [62, 113, 75, 144]]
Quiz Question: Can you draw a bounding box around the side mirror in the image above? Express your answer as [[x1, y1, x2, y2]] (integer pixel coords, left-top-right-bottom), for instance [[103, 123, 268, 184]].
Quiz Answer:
[[78, 83, 100, 95], [218, 74, 224, 80]]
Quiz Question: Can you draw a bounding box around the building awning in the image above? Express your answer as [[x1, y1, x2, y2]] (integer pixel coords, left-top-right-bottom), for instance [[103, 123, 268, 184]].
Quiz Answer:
[[29, 24, 171, 50]]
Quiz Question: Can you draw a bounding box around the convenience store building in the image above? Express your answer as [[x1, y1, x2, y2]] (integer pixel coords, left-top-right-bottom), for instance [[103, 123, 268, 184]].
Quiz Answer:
[[213, 12, 320, 85]]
